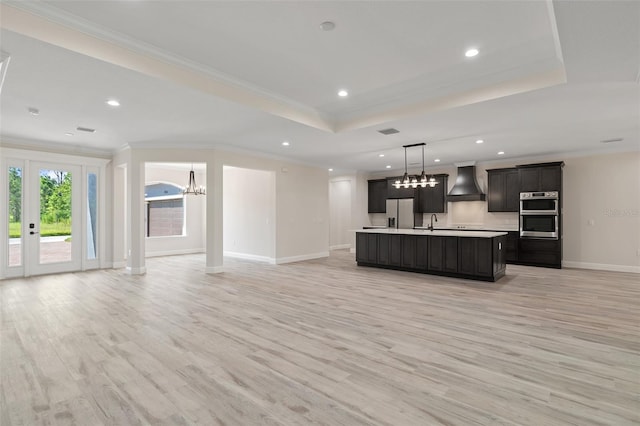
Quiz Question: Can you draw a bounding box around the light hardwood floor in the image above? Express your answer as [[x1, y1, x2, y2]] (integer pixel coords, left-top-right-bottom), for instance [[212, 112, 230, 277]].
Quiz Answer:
[[1, 251, 639, 425]]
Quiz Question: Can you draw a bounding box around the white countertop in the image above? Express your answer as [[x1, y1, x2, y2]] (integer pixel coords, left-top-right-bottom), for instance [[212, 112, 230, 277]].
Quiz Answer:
[[416, 225, 518, 232], [356, 228, 507, 238]]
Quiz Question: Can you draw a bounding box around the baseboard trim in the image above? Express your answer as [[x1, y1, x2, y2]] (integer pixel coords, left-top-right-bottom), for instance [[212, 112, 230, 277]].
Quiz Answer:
[[112, 261, 126, 269], [562, 261, 640, 274], [330, 244, 351, 251], [126, 266, 147, 275], [275, 251, 329, 265], [223, 251, 275, 264], [205, 266, 224, 274], [146, 248, 205, 258]]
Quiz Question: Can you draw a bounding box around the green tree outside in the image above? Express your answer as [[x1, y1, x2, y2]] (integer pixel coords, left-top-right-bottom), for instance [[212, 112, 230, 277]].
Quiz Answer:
[[9, 167, 22, 223], [7, 169, 72, 238], [43, 172, 72, 224]]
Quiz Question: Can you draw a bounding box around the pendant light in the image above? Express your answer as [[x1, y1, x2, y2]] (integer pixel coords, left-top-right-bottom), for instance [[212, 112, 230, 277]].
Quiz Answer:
[[419, 144, 428, 187], [183, 164, 205, 195], [393, 146, 411, 189], [420, 143, 438, 188], [394, 142, 437, 189]]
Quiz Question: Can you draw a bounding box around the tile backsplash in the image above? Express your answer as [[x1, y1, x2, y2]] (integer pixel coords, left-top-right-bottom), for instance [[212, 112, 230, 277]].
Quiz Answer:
[[368, 202, 519, 228]]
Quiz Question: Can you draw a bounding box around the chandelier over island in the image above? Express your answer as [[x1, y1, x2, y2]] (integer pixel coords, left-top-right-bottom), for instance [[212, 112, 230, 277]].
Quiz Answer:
[[393, 142, 439, 189]]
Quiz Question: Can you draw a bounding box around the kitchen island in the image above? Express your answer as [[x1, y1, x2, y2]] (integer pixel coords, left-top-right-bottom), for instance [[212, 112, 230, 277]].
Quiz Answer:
[[356, 229, 507, 282]]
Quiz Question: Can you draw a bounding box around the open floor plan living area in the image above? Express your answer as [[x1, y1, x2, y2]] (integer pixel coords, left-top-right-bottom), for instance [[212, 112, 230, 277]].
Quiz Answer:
[[1, 1, 638, 425]]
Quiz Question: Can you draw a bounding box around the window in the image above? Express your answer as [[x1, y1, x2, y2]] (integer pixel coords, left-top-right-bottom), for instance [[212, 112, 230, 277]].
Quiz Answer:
[[8, 166, 22, 267], [144, 183, 185, 237], [87, 172, 98, 259]]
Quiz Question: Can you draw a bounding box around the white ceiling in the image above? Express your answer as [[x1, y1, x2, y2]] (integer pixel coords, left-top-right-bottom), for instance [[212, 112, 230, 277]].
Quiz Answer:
[[0, 1, 638, 174]]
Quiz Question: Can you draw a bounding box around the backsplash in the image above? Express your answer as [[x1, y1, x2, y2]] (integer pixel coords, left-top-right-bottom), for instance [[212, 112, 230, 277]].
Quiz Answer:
[[368, 203, 518, 228]]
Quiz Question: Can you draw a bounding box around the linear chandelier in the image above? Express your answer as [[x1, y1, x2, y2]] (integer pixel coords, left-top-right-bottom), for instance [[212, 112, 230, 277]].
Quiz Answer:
[[393, 142, 439, 189], [183, 164, 206, 195]]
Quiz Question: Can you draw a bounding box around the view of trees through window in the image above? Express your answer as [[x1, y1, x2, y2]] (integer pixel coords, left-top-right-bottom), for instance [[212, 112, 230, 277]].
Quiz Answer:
[[8, 167, 22, 238], [39, 169, 72, 236], [8, 168, 73, 238]]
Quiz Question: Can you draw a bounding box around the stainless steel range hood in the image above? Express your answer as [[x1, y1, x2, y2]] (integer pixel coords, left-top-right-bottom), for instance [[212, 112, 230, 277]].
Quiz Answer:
[[447, 163, 486, 202]]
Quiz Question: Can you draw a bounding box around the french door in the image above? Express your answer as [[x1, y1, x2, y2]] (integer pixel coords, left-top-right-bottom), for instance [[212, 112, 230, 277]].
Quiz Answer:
[[2, 152, 105, 278], [27, 162, 82, 275]]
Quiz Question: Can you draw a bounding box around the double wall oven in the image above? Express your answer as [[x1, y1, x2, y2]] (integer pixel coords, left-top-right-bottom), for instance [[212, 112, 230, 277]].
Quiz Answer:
[[519, 191, 559, 239]]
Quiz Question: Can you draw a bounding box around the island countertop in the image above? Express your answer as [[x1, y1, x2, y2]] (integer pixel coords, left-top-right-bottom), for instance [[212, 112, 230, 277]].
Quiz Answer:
[[355, 228, 507, 238]]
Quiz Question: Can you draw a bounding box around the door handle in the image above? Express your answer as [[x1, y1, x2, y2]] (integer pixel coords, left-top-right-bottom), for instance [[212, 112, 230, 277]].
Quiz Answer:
[[30, 231, 39, 235]]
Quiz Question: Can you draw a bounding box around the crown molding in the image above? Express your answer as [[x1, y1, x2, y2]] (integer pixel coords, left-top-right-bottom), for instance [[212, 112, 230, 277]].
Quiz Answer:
[[0, 136, 113, 158], [2, 1, 314, 110], [0, 2, 335, 133]]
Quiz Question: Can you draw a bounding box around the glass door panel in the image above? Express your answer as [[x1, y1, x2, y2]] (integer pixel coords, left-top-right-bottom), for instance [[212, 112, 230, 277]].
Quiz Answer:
[[87, 172, 98, 260], [30, 163, 81, 275], [8, 166, 22, 267], [38, 168, 73, 264]]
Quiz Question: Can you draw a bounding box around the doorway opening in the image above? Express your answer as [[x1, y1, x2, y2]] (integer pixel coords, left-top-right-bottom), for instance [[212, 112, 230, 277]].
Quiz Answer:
[[144, 162, 206, 259]]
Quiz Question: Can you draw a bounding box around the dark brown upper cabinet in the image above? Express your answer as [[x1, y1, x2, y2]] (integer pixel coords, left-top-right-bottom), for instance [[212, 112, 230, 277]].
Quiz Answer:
[[487, 168, 519, 212], [517, 162, 563, 192], [386, 177, 417, 199], [415, 174, 448, 213], [367, 179, 388, 213]]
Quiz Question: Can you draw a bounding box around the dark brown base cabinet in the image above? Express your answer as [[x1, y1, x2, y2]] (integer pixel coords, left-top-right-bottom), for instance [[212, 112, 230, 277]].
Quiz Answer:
[[428, 236, 458, 273], [516, 238, 562, 269], [356, 232, 506, 282], [505, 231, 519, 263]]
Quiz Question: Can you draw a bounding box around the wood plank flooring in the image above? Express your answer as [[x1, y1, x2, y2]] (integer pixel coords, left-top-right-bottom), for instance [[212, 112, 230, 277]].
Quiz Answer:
[[1, 251, 639, 425]]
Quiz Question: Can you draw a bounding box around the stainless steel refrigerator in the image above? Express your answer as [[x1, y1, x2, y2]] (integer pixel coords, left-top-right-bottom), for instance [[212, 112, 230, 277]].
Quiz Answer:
[[386, 199, 415, 229]]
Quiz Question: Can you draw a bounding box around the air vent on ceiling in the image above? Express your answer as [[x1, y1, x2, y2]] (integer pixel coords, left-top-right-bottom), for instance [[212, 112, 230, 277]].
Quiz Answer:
[[600, 138, 623, 144], [378, 128, 399, 135], [77, 126, 96, 133]]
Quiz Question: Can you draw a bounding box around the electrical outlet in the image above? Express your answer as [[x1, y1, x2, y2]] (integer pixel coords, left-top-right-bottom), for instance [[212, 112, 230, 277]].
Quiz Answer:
[[587, 219, 595, 226]]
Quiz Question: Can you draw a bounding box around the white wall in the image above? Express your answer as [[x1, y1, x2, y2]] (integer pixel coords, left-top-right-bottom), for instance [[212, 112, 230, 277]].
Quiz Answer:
[[562, 151, 639, 271], [329, 178, 352, 249], [223, 166, 275, 262], [144, 164, 206, 257], [273, 160, 329, 262]]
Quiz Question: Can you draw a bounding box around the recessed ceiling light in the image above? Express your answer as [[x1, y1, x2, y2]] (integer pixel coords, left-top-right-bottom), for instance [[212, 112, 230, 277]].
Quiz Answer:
[[434, 158, 441, 162], [64, 132, 73, 136], [465, 48, 479, 58], [320, 21, 335, 31], [282, 141, 290, 146], [28, 107, 39, 116], [476, 139, 484, 144], [106, 99, 120, 107], [378, 154, 385, 157], [328, 168, 333, 171], [386, 165, 391, 169], [498, 151, 505, 155], [338, 90, 349, 97]]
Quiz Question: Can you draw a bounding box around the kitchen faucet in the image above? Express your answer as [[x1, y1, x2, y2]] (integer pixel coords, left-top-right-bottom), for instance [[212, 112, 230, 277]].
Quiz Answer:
[[428, 214, 438, 231]]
